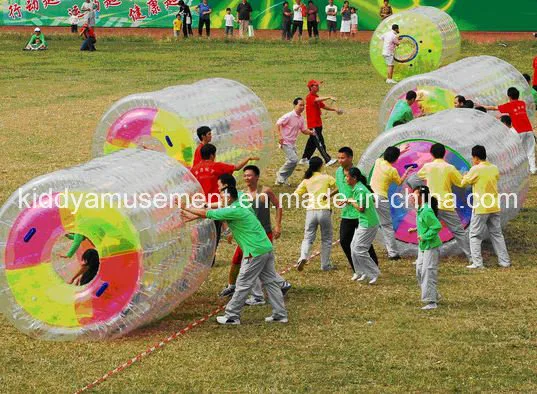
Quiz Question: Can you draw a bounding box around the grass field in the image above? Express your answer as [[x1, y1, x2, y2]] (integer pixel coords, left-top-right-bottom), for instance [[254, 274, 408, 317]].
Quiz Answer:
[[1, 33, 537, 393]]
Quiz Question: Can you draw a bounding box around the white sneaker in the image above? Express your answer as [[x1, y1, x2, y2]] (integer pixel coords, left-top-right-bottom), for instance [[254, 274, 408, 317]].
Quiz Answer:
[[386, 79, 397, 84], [498, 262, 511, 268], [412, 260, 418, 265], [298, 158, 309, 165], [326, 158, 338, 167], [421, 303, 437, 310], [274, 179, 291, 186], [265, 316, 289, 323], [351, 273, 360, 281], [357, 274, 367, 281], [245, 296, 266, 306], [216, 316, 241, 325], [466, 263, 484, 269], [368, 276, 378, 285]]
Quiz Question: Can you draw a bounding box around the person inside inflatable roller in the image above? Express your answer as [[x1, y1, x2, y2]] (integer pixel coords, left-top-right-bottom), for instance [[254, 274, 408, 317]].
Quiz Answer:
[[69, 249, 100, 286], [385, 90, 417, 130], [24, 27, 47, 51]]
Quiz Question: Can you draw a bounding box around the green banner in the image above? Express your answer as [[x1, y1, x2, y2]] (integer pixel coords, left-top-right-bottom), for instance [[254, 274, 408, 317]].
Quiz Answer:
[[1, 0, 536, 31]]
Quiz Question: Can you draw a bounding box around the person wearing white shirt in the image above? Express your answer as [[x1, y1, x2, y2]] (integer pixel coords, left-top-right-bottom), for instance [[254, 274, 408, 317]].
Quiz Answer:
[[224, 8, 235, 36], [291, 0, 304, 40], [380, 23, 400, 84], [81, 0, 96, 27], [325, 0, 337, 38], [69, 14, 79, 33]]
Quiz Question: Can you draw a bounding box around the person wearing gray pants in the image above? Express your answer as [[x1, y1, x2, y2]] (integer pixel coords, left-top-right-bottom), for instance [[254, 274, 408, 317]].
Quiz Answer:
[[351, 225, 380, 282], [437, 210, 471, 261], [275, 97, 316, 186], [415, 248, 440, 304], [179, 183, 288, 324], [299, 210, 334, 270], [461, 145, 511, 269]]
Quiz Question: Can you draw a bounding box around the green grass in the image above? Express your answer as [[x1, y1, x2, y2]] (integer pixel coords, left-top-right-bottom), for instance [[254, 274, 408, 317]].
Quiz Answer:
[[1, 34, 537, 393]]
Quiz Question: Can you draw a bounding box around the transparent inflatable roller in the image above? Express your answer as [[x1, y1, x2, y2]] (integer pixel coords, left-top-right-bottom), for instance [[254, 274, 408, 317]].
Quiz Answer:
[[0, 149, 215, 340], [359, 109, 529, 257], [93, 78, 272, 168], [370, 6, 460, 81], [380, 55, 536, 130]]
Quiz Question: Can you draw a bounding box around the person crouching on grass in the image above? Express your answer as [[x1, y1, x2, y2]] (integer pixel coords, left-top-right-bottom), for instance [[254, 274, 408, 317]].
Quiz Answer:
[[346, 167, 381, 285], [408, 185, 442, 310], [179, 182, 288, 325]]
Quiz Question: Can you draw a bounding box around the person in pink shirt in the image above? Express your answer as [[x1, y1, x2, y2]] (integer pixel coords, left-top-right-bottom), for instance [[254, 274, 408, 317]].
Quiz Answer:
[[275, 97, 316, 186]]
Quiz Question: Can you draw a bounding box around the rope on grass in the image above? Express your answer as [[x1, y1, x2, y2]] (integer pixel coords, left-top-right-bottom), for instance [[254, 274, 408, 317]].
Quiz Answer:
[[74, 239, 341, 393]]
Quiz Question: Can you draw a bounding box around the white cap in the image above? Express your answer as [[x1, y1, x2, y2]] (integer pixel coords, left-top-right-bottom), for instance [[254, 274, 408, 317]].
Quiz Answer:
[[34, 27, 41, 32]]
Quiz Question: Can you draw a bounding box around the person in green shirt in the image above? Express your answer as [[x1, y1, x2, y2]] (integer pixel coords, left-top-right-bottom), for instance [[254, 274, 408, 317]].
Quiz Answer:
[[523, 73, 537, 111], [385, 90, 417, 131], [335, 147, 378, 280], [408, 185, 442, 310], [345, 167, 380, 285], [24, 27, 47, 50], [179, 182, 288, 325]]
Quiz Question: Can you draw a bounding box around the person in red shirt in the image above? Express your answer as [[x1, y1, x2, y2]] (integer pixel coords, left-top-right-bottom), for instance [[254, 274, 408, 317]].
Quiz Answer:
[[190, 143, 259, 265], [483, 87, 536, 174], [80, 23, 96, 51], [532, 55, 537, 88], [299, 80, 342, 167], [192, 126, 212, 167]]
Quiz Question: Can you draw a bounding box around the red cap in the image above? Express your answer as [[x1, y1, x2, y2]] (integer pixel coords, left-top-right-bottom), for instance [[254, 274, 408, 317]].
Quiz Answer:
[[307, 79, 322, 88]]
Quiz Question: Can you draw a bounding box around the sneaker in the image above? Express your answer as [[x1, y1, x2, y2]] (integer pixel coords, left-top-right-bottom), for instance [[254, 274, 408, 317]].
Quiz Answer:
[[498, 262, 511, 268], [216, 316, 241, 325], [326, 158, 338, 167], [296, 258, 307, 272], [274, 179, 291, 186], [280, 281, 292, 296], [412, 260, 418, 265], [321, 265, 337, 271], [466, 263, 485, 269], [265, 316, 289, 323], [298, 158, 309, 165], [386, 79, 397, 84], [245, 296, 266, 306], [351, 273, 360, 281], [388, 255, 401, 261], [421, 303, 437, 310], [368, 276, 378, 285], [218, 284, 236, 297], [357, 274, 367, 282]]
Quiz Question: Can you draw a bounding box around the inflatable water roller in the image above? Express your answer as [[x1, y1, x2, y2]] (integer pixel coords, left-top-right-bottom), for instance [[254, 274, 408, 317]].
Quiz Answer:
[[0, 149, 216, 340], [359, 109, 529, 256], [370, 6, 461, 81], [380, 55, 536, 131], [93, 78, 272, 167]]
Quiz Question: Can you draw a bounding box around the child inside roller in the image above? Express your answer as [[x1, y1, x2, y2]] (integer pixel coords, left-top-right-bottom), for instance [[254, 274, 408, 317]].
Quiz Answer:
[[69, 249, 100, 286]]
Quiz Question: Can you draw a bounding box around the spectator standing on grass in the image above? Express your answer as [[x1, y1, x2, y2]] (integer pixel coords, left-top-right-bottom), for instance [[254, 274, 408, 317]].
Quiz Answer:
[[179, 0, 193, 37], [336, 147, 379, 279], [533, 55, 537, 89], [325, 0, 337, 38], [224, 8, 235, 37], [482, 87, 536, 174], [282, 1, 292, 40], [236, 0, 253, 38], [300, 80, 341, 167], [275, 98, 316, 186], [306, 0, 319, 39], [350, 7, 358, 38], [381, 23, 400, 84], [523, 73, 537, 110], [194, 0, 212, 37], [69, 14, 79, 33], [81, 0, 96, 27], [291, 0, 304, 39], [380, 0, 392, 20], [339, 1, 351, 39], [173, 13, 183, 38]]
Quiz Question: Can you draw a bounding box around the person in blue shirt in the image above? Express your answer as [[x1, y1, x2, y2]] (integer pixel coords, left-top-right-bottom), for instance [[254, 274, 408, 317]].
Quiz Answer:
[[194, 0, 212, 37]]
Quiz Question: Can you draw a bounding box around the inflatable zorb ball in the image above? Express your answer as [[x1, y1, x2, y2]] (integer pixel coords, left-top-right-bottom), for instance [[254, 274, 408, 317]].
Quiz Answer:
[[370, 6, 460, 81], [380, 55, 536, 130], [93, 78, 272, 168], [359, 109, 528, 257], [0, 149, 215, 340]]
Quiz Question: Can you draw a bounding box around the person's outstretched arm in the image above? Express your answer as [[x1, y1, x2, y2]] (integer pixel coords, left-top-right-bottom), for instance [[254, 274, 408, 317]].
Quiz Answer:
[[234, 155, 259, 171]]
